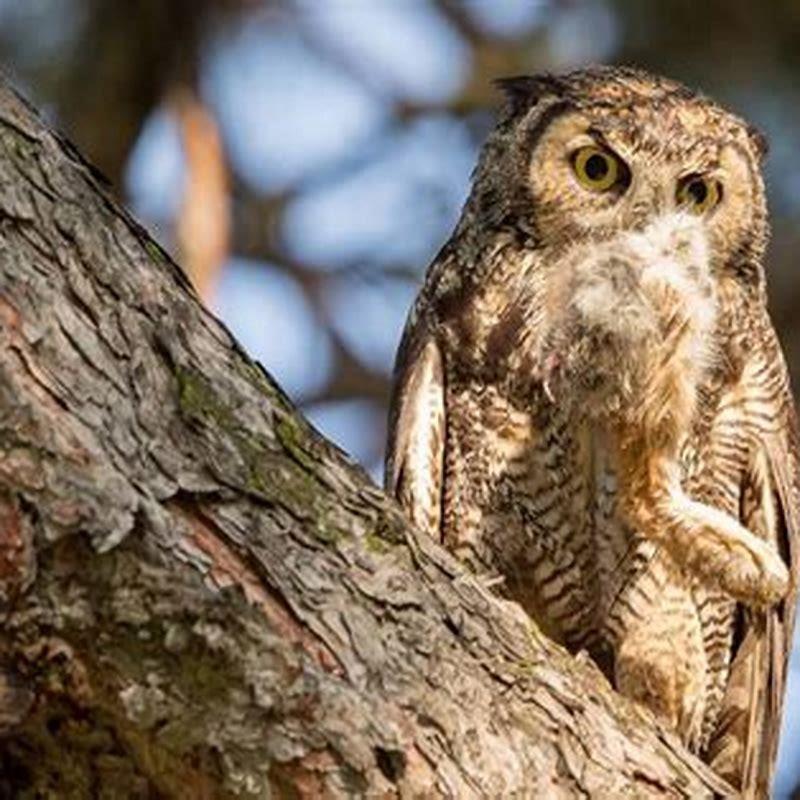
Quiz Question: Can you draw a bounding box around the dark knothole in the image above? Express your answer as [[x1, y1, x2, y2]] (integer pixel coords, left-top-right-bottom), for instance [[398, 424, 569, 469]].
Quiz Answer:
[[374, 747, 406, 783]]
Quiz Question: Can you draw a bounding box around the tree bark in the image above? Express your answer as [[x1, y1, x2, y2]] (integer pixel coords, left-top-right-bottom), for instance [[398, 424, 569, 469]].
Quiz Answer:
[[0, 77, 736, 799]]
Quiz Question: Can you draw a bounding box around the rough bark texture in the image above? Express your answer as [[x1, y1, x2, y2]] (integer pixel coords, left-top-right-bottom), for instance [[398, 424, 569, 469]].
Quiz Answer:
[[0, 78, 737, 799]]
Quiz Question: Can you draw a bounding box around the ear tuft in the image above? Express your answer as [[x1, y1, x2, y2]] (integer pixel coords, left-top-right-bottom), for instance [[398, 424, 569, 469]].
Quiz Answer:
[[745, 124, 769, 161], [494, 74, 564, 116]]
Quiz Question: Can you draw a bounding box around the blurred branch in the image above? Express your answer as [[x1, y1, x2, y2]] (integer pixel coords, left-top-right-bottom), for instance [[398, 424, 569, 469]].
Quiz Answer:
[[6, 0, 251, 188], [435, 0, 487, 45], [173, 88, 231, 302]]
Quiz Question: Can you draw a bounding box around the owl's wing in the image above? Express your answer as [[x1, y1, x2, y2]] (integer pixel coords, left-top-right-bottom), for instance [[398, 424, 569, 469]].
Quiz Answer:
[[754, 413, 800, 794], [384, 315, 446, 539], [709, 327, 800, 799]]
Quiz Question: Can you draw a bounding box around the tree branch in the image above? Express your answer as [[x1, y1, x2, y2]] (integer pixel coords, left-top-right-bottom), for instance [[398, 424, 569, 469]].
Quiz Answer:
[[0, 77, 734, 799]]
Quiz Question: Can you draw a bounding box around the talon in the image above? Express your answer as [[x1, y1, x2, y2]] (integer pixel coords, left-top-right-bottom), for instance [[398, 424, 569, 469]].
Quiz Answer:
[[540, 352, 561, 402]]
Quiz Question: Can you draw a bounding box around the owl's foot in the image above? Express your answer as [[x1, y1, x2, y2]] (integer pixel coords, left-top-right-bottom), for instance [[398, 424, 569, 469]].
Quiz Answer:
[[533, 346, 597, 404], [539, 352, 561, 402], [650, 493, 789, 607]]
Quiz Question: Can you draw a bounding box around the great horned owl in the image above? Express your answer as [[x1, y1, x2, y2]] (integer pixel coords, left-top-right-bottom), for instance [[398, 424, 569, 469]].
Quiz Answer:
[[385, 66, 799, 796]]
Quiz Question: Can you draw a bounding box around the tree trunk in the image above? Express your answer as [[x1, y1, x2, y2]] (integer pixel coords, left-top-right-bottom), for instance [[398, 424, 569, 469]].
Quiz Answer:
[[0, 78, 735, 799]]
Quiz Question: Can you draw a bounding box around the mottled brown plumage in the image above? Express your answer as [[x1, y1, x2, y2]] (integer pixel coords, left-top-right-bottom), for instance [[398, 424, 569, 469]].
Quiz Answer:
[[385, 66, 799, 797]]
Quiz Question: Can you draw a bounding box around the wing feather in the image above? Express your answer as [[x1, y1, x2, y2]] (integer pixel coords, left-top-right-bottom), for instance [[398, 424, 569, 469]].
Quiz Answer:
[[708, 331, 800, 798], [384, 319, 446, 539], [753, 412, 800, 795]]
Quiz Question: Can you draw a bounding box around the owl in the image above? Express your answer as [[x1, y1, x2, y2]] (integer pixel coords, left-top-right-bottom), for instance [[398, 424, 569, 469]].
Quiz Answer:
[[385, 66, 799, 797]]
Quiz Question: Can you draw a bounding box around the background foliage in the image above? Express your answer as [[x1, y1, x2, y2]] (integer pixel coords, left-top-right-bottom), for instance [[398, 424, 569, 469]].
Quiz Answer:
[[2, 1, 799, 794]]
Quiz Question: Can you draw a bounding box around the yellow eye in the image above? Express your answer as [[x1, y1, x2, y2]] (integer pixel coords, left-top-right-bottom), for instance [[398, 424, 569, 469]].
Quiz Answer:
[[572, 146, 621, 192], [677, 175, 722, 214]]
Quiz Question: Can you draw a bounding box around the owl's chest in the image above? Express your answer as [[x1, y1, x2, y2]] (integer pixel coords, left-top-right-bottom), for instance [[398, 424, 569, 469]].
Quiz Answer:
[[445, 372, 749, 582]]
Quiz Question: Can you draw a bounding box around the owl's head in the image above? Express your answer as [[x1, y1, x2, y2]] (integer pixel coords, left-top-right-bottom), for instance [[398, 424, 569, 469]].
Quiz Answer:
[[466, 66, 768, 287], [459, 67, 770, 417]]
